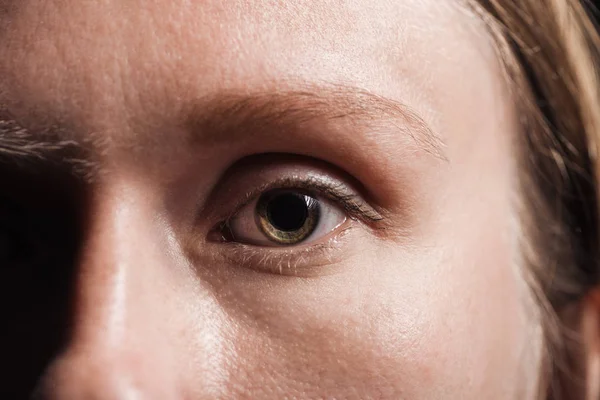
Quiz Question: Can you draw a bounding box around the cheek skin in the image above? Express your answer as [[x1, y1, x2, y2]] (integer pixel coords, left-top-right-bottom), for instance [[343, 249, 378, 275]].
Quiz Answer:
[[188, 230, 528, 399]]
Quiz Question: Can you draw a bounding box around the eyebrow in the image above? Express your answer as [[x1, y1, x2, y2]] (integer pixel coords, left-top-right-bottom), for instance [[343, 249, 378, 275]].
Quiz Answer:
[[0, 114, 96, 180], [0, 118, 76, 159], [0, 83, 445, 175], [185, 84, 445, 159]]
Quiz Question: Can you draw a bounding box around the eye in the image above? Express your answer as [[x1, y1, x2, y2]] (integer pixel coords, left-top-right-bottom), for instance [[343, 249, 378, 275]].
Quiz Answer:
[[224, 188, 347, 246]]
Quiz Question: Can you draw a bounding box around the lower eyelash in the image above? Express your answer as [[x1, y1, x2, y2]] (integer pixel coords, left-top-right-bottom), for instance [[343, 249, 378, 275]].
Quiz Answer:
[[215, 225, 355, 276]]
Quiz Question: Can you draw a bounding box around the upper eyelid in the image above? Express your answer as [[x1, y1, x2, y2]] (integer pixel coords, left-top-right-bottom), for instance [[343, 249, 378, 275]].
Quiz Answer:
[[221, 176, 384, 228], [193, 153, 398, 246]]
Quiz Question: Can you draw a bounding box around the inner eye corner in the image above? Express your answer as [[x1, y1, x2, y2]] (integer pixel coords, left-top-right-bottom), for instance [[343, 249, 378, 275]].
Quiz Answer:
[[207, 220, 232, 243]]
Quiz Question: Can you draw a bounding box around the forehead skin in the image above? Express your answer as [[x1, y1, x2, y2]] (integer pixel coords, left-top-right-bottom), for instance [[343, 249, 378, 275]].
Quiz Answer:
[[2, 0, 488, 142], [0, 0, 539, 399]]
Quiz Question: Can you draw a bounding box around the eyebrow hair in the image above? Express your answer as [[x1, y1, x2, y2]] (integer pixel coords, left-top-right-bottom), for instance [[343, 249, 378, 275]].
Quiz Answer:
[[0, 118, 74, 159], [0, 83, 446, 177], [0, 115, 96, 179], [186, 84, 446, 159]]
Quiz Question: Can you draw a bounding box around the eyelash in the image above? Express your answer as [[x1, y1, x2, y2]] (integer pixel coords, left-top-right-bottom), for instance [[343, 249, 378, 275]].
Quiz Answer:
[[217, 176, 383, 233], [216, 226, 354, 276]]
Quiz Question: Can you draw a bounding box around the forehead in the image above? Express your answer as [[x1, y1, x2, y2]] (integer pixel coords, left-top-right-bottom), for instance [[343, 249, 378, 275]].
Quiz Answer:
[[0, 0, 491, 140]]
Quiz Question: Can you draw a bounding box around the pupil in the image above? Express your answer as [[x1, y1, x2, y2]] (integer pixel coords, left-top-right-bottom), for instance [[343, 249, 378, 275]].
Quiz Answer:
[[266, 193, 309, 232]]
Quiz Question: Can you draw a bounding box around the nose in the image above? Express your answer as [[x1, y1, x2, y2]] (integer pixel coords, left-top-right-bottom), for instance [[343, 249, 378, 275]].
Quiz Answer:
[[33, 183, 181, 400]]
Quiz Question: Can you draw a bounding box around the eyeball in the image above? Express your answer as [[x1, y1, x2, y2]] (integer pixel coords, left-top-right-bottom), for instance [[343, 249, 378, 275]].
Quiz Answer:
[[226, 189, 347, 246]]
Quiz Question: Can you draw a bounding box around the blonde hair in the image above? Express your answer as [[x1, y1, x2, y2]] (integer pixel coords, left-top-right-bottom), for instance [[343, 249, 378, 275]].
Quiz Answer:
[[470, 1, 600, 398]]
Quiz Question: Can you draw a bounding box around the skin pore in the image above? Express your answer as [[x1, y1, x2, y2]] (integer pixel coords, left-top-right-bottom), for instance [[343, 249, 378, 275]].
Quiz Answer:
[[0, 0, 542, 398]]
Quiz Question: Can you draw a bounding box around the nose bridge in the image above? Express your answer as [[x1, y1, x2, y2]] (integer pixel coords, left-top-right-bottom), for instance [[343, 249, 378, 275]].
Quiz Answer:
[[37, 180, 179, 399], [72, 181, 160, 347]]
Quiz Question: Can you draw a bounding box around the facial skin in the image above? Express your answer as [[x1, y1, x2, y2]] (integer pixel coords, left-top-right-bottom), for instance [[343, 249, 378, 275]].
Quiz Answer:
[[0, 0, 540, 398]]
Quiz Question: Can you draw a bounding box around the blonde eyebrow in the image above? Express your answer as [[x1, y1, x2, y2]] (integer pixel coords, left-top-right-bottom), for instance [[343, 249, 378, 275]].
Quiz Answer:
[[185, 84, 446, 160]]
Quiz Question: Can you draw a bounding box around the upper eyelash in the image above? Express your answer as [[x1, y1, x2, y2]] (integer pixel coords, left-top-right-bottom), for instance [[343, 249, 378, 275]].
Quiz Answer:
[[312, 181, 384, 223], [219, 176, 384, 232]]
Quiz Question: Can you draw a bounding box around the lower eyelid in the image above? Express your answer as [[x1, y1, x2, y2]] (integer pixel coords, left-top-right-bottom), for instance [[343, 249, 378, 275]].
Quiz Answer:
[[209, 224, 356, 276]]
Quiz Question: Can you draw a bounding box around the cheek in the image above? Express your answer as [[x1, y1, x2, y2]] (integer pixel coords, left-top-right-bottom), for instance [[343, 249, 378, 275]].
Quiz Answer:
[[174, 229, 535, 399], [412, 227, 536, 398]]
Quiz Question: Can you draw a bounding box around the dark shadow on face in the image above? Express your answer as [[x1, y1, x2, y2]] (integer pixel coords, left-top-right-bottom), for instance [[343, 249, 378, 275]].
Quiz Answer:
[[0, 162, 83, 399]]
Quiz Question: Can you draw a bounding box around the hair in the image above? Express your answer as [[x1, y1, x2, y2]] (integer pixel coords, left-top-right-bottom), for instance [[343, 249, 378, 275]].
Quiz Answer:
[[468, 0, 600, 398]]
